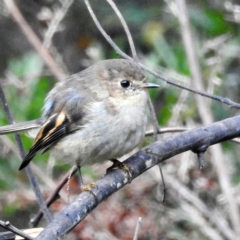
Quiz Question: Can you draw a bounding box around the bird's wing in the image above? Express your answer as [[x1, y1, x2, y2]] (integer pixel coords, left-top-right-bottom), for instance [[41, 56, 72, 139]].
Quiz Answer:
[[19, 112, 73, 170], [19, 71, 105, 170]]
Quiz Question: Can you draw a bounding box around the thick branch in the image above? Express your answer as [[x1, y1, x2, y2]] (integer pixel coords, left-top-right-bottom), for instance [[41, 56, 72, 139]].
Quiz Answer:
[[35, 115, 240, 240]]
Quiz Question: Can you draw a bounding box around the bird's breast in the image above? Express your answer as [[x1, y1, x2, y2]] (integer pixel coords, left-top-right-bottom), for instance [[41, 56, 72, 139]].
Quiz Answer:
[[51, 94, 148, 165]]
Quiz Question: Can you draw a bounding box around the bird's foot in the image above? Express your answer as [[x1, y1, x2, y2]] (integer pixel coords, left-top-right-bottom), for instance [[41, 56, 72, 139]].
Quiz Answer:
[[107, 159, 133, 183], [81, 183, 96, 191], [76, 164, 98, 200]]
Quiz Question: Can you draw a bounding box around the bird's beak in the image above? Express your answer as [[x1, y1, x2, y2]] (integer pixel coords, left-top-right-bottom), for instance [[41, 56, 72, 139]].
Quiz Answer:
[[141, 82, 160, 88]]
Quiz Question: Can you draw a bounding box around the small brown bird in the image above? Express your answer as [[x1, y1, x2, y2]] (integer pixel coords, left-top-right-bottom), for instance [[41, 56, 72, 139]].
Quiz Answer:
[[0, 59, 159, 173]]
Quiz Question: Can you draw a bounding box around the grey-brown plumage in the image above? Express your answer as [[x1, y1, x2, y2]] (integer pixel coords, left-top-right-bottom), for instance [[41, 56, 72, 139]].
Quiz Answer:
[[0, 59, 159, 170]]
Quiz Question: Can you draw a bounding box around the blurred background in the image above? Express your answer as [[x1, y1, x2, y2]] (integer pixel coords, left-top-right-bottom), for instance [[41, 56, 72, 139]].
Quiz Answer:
[[1, 0, 240, 239]]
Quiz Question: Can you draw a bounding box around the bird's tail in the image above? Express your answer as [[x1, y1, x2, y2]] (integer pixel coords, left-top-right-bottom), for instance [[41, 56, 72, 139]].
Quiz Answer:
[[0, 119, 43, 134]]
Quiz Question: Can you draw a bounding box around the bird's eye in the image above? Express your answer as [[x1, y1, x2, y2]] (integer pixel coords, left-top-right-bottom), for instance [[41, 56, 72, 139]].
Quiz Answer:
[[120, 80, 130, 88]]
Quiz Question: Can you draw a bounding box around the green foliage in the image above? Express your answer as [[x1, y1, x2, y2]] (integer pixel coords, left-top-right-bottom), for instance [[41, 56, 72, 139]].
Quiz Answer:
[[26, 76, 55, 120], [158, 88, 178, 125], [0, 158, 16, 190], [189, 7, 233, 36], [0, 52, 51, 190], [2, 202, 19, 215], [8, 52, 43, 77]]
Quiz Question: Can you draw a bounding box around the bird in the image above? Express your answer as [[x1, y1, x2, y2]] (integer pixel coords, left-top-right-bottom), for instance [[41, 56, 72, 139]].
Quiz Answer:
[[0, 59, 159, 179]]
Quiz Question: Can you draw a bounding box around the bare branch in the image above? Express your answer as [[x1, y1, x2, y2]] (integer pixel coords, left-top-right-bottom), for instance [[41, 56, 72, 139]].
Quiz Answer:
[[105, 0, 138, 63], [133, 217, 142, 240], [145, 127, 188, 136], [43, 0, 74, 48], [4, 0, 67, 81], [31, 166, 78, 227], [0, 220, 33, 240], [0, 82, 52, 223], [150, 167, 235, 240], [84, 0, 240, 109], [175, 0, 240, 235], [35, 115, 240, 240]]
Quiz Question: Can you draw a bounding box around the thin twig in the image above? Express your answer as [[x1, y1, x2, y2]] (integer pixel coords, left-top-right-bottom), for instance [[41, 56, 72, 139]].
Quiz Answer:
[[133, 217, 142, 240], [105, 0, 138, 63], [146, 128, 240, 145], [31, 165, 78, 227], [4, 0, 67, 81], [0, 220, 33, 240], [0, 82, 52, 223], [175, 0, 240, 236], [43, 0, 74, 48], [84, 0, 240, 109], [145, 127, 187, 136], [180, 203, 225, 240], [150, 167, 235, 240], [31, 193, 60, 228], [140, 63, 240, 109]]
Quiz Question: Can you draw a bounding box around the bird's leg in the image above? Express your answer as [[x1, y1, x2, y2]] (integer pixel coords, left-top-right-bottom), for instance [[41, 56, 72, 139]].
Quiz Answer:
[[107, 159, 133, 183], [66, 166, 77, 203], [77, 164, 84, 187], [77, 164, 97, 197]]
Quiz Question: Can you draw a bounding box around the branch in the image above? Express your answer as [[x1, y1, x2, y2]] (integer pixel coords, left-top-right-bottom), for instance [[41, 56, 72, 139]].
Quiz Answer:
[[4, 0, 67, 81], [105, 0, 138, 62], [84, 0, 240, 109], [31, 166, 78, 227], [35, 115, 240, 240], [0, 220, 33, 240], [175, 0, 240, 235], [0, 82, 52, 223], [43, 0, 74, 48]]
